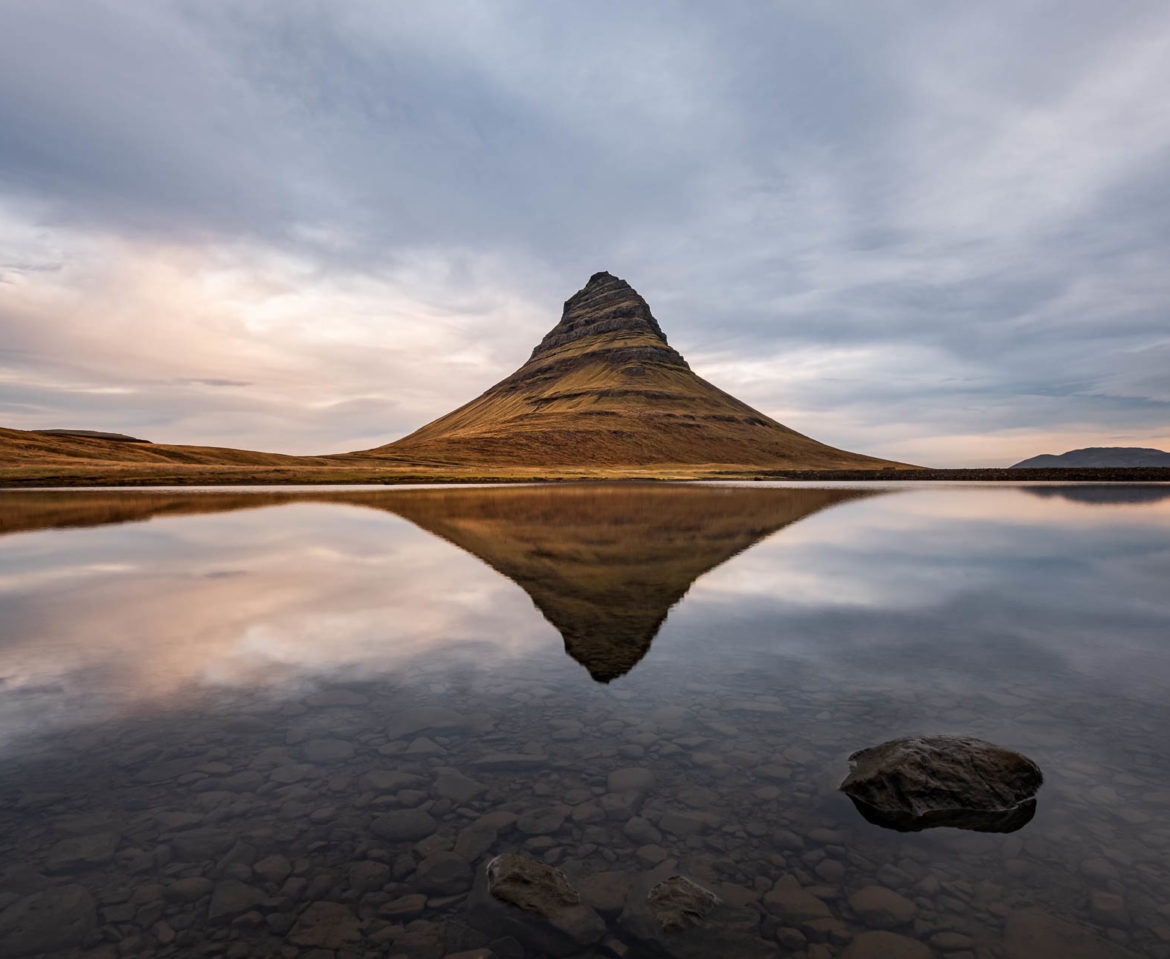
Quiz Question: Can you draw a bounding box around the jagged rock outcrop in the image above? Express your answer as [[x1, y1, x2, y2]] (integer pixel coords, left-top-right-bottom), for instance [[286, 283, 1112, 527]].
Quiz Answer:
[[355, 271, 904, 469]]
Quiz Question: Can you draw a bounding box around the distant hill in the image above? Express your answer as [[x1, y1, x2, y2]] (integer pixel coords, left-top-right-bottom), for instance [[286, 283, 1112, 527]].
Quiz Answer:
[[350, 271, 907, 470], [0, 425, 325, 468], [1011, 447, 1170, 469], [34, 429, 151, 443]]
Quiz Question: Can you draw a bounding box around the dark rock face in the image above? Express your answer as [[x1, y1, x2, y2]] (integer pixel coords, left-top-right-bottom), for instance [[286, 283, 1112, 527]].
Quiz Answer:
[[467, 853, 605, 957], [529, 271, 685, 365], [840, 735, 1043, 833]]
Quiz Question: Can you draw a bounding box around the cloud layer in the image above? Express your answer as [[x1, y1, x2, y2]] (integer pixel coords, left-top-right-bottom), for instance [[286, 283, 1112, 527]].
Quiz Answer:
[[2, 1, 1168, 463]]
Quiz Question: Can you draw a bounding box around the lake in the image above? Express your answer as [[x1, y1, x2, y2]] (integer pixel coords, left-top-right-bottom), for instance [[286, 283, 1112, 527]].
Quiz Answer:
[[0, 482, 1168, 958]]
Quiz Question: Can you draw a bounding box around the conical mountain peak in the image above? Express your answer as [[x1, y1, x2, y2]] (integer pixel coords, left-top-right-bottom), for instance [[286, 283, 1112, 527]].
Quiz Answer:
[[358, 272, 904, 470], [531, 271, 673, 360]]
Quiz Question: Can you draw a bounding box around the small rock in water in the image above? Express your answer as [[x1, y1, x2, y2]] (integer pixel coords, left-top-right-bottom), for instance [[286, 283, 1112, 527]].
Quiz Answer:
[[1004, 909, 1141, 959], [840, 735, 1042, 832], [763, 877, 830, 923], [416, 851, 473, 894], [207, 880, 264, 921], [467, 853, 604, 958], [370, 808, 438, 841], [646, 876, 719, 932], [842, 930, 930, 959], [848, 885, 916, 928], [620, 874, 774, 959], [287, 901, 362, 949]]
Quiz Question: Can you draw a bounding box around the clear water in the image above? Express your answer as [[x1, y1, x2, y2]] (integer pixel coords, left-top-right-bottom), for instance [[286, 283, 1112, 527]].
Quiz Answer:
[[0, 483, 1168, 958]]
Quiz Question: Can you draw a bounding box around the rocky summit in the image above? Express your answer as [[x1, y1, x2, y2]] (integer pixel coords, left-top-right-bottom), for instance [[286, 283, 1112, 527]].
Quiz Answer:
[[357, 271, 904, 469]]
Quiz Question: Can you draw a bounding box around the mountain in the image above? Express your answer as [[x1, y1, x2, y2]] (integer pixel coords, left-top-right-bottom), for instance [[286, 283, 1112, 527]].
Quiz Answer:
[[0, 484, 878, 681], [1, 271, 907, 480], [1011, 447, 1170, 469], [351, 271, 905, 470]]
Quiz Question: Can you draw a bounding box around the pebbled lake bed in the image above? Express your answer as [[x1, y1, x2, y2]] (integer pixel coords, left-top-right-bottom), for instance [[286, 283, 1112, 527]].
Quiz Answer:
[[0, 482, 1168, 958]]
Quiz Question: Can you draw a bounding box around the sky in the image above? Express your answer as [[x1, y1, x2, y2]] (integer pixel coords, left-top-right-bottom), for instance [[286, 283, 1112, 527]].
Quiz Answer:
[[1, 1, 1168, 467]]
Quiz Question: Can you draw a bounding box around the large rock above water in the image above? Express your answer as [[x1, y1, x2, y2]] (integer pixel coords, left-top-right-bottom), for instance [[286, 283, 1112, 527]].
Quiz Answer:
[[840, 735, 1042, 832]]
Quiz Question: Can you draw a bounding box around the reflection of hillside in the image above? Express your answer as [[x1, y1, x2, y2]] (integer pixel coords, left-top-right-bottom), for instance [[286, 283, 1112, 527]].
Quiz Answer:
[[1022, 485, 1170, 506], [0, 484, 877, 681], [382, 486, 876, 681]]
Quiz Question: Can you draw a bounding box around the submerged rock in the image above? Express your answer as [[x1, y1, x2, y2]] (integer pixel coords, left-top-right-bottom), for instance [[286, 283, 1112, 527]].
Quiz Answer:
[[621, 875, 777, 959], [467, 853, 604, 958], [646, 876, 718, 931], [840, 735, 1042, 832], [0, 885, 97, 956], [1004, 909, 1141, 959]]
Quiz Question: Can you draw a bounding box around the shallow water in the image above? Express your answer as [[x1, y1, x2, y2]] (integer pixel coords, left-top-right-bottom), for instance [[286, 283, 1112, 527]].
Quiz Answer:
[[0, 482, 1168, 958]]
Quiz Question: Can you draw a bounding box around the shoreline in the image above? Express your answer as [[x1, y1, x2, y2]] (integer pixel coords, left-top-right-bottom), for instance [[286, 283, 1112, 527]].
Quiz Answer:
[[2, 465, 1169, 488]]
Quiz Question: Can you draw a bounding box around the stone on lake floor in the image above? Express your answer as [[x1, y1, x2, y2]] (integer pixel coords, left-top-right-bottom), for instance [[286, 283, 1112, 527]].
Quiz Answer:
[[416, 851, 473, 894], [620, 874, 777, 959], [842, 930, 931, 959], [0, 884, 97, 957], [164, 876, 215, 902], [434, 767, 487, 803], [371, 807, 439, 841], [840, 735, 1043, 832], [762, 877, 831, 923], [287, 900, 362, 949], [385, 705, 470, 741], [848, 885, 916, 928], [1004, 908, 1142, 959], [577, 870, 631, 916], [646, 876, 719, 932], [467, 853, 604, 957], [608, 767, 656, 793], [44, 830, 120, 870], [254, 853, 292, 884], [207, 879, 264, 920]]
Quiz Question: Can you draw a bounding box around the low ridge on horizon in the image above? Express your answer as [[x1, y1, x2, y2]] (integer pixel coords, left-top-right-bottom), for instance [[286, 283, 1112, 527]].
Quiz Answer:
[[353, 271, 905, 470], [1011, 446, 1170, 469]]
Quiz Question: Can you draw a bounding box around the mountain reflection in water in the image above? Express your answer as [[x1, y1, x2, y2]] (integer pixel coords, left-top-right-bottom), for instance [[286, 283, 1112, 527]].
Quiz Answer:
[[0, 485, 874, 683]]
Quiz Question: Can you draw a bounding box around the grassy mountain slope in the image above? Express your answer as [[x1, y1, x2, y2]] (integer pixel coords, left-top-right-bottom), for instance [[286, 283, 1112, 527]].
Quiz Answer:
[[349, 272, 907, 470]]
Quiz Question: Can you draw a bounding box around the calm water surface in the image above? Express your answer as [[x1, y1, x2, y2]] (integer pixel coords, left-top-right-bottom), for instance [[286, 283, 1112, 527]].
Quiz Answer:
[[0, 483, 1168, 958]]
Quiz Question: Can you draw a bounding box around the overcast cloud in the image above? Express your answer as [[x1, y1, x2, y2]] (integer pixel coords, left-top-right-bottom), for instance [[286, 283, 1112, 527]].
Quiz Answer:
[[1, 1, 1168, 465]]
